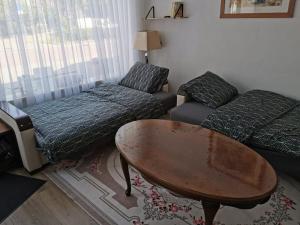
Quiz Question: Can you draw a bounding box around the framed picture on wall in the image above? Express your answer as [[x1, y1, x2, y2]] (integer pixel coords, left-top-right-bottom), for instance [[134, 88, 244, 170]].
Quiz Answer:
[[220, 0, 296, 18]]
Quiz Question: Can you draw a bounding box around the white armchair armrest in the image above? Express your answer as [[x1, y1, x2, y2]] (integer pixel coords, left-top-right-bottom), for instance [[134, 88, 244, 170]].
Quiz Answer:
[[162, 83, 169, 93], [177, 95, 189, 106], [0, 101, 45, 172]]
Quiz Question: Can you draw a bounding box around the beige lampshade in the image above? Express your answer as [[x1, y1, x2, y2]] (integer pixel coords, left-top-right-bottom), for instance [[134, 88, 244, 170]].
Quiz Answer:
[[134, 31, 162, 51]]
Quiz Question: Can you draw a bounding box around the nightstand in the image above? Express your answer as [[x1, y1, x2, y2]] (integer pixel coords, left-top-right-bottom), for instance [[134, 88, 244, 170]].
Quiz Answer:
[[0, 119, 12, 136], [0, 120, 21, 173]]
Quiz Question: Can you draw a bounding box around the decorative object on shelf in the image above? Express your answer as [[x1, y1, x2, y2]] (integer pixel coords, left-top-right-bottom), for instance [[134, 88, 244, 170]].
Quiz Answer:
[[220, 0, 296, 18], [145, 3, 188, 20], [145, 6, 155, 20], [171, 1, 184, 18], [134, 31, 162, 64]]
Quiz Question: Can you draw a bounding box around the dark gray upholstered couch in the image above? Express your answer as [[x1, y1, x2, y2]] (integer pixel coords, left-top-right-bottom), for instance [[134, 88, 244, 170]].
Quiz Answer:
[[170, 93, 300, 180]]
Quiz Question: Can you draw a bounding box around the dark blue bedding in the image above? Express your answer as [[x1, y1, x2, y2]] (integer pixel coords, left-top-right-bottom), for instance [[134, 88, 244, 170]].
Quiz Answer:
[[250, 105, 300, 157], [202, 90, 300, 157], [22, 84, 164, 161]]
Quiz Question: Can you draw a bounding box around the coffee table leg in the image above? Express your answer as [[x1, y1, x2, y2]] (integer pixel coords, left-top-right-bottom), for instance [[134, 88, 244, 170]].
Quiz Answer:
[[202, 201, 220, 225], [120, 154, 131, 196]]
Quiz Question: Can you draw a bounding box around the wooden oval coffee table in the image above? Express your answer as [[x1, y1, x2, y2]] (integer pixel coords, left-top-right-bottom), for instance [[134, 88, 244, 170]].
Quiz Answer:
[[115, 120, 278, 225]]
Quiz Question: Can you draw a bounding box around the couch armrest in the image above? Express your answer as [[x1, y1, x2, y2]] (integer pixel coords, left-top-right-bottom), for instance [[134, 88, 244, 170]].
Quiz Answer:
[[177, 95, 189, 106], [0, 101, 33, 131], [162, 83, 169, 93], [0, 101, 44, 172]]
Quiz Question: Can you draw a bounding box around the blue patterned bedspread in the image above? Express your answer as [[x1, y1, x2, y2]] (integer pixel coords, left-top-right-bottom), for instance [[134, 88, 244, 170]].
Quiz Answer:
[[22, 84, 164, 162], [250, 105, 300, 157], [202, 90, 300, 157]]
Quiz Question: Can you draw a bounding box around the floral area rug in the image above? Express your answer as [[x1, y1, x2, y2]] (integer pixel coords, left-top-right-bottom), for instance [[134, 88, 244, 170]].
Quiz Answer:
[[44, 144, 300, 225]]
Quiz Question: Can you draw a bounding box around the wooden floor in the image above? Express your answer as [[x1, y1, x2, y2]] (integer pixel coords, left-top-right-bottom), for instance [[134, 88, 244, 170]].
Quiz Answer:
[[1, 169, 99, 225]]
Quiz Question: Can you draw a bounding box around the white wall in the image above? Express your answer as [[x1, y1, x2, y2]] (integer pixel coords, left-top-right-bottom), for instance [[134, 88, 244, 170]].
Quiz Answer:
[[144, 0, 300, 99]]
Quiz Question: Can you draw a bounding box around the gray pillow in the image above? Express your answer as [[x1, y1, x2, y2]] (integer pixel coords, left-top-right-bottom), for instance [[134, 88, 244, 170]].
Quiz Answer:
[[119, 62, 169, 94], [182, 71, 238, 108]]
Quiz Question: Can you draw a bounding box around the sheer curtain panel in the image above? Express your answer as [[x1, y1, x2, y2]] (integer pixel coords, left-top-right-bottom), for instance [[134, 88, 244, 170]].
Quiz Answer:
[[0, 0, 137, 106]]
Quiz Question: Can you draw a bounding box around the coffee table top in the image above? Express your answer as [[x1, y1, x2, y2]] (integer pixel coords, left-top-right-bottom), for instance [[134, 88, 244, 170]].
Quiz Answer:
[[115, 120, 277, 204]]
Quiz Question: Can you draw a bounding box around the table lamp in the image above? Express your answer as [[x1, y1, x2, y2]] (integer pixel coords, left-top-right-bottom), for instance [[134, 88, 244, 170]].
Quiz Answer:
[[134, 31, 162, 64]]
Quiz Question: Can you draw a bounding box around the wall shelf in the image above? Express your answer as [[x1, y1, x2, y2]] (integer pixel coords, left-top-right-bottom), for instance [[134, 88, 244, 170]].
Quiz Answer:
[[145, 5, 188, 21], [145, 17, 189, 21]]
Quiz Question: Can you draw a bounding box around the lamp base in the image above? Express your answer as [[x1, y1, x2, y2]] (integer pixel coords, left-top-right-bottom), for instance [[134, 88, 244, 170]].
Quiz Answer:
[[145, 52, 149, 64]]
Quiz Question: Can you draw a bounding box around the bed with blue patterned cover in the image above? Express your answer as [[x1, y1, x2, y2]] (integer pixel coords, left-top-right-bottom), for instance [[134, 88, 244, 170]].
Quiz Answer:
[[172, 89, 300, 179], [0, 61, 175, 172], [199, 90, 300, 179], [202, 90, 300, 158], [20, 83, 170, 162]]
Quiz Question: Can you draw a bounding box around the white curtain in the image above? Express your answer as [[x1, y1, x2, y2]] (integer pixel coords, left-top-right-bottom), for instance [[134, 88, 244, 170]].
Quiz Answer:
[[0, 0, 138, 107]]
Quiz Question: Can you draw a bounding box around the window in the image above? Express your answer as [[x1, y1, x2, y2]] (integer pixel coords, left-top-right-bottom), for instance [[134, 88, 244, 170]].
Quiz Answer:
[[0, 0, 136, 106]]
